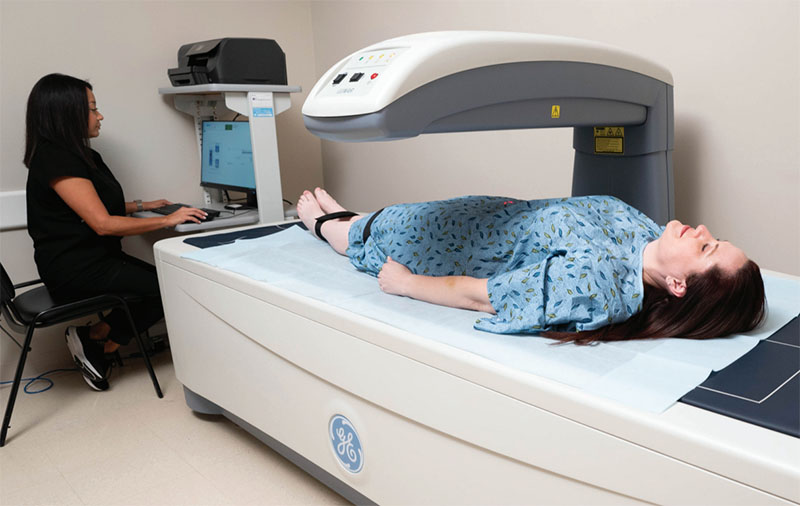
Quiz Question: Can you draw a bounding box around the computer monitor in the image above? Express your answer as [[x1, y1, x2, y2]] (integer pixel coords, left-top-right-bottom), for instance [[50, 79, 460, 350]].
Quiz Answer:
[[201, 121, 257, 205]]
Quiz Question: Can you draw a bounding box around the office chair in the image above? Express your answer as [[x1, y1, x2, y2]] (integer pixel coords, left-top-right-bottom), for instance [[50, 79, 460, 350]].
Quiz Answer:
[[0, 262, 163, 446]]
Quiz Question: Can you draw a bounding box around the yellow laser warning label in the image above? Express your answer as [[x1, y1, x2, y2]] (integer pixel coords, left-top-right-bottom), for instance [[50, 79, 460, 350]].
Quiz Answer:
[[594, 126, 624, 154], [551, 105, 560, 118]]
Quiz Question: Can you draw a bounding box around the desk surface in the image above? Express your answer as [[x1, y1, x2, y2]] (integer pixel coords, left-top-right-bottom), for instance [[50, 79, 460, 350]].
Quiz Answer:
[[133, 207, 259, 232]]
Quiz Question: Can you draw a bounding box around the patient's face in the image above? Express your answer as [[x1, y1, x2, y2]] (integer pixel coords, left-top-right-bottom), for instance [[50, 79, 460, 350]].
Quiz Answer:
[[656, 220, 748, 279]]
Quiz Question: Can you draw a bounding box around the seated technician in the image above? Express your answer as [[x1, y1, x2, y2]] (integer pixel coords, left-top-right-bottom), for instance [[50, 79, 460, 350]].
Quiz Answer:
[[297, 187, 765, 345], [24, 73, 209, 390]]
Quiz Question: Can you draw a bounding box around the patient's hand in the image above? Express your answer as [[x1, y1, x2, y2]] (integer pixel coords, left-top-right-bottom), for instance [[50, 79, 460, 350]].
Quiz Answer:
[[378, 257, 414, 296]]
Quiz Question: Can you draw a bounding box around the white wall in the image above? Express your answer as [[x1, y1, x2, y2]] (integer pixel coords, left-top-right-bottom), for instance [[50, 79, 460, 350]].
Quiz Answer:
[[0, 0, 323, 376], [310, 0, 800, 276]]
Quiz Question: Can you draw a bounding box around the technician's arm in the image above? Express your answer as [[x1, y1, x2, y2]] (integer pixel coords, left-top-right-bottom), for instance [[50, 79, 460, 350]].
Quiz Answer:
[[378, 257, 496, 314], [52, 177, 206, 236], [124, 199, 171, 215]]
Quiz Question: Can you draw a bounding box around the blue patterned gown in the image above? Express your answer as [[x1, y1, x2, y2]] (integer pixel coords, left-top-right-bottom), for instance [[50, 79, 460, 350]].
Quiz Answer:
[[347, 195, 663, 334]]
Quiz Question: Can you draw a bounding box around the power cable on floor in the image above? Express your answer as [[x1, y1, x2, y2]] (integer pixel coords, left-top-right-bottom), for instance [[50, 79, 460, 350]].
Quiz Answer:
[[0, 368, 80, 394]]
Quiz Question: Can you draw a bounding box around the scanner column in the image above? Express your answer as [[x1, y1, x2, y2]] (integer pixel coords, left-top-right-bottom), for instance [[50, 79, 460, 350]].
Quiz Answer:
[[247, 92, 283, 223], [572, 84, 674, 225]]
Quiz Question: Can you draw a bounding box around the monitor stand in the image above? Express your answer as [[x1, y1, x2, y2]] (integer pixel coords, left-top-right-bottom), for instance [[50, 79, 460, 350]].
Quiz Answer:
[[246, 191, 258, 208]]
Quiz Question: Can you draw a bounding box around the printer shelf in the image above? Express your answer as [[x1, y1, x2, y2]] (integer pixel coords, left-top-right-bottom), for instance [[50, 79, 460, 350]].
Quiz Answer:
[[158, 84, 302, 95]]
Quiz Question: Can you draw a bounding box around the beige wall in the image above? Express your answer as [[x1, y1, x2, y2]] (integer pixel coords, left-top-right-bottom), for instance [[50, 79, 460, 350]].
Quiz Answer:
[[311, 0, 800, 276], [1, 0, 798, 376]]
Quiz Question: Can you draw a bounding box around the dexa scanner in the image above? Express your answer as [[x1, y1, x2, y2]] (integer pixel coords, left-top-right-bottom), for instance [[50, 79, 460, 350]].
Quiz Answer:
[[154, 32, 800, 505]]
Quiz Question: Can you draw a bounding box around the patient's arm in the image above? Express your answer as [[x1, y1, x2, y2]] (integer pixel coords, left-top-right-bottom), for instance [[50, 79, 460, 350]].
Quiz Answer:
[[378, 257, 496, 314]]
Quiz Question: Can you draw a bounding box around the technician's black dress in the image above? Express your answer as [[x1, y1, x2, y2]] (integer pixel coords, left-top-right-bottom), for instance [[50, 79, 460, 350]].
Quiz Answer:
[[26, 140, 163, 345]]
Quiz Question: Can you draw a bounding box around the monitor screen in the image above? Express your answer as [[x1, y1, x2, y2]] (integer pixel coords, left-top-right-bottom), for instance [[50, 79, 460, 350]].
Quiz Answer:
[[200, 121, 256, 192]]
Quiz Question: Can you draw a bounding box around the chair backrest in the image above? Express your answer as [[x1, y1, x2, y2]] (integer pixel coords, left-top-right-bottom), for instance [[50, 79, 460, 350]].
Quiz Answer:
[[0, 262, 29, 333], [1, 262, 15, 305]]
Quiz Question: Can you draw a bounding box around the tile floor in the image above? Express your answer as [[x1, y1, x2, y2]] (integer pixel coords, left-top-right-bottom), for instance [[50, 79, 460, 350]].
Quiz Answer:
[[0, 351, 349, 506]]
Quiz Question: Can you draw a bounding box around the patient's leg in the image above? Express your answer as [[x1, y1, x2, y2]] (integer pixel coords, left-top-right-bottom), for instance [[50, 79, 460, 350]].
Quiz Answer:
[[297, 190, 362, 255]]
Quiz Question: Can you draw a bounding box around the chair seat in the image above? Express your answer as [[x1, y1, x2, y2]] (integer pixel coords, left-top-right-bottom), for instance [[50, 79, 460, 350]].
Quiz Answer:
[[14, 287, 139, 326]]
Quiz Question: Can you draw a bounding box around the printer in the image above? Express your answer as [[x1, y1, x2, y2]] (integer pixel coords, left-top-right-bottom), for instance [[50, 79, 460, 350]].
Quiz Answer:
[[168, 38, 287, 86]]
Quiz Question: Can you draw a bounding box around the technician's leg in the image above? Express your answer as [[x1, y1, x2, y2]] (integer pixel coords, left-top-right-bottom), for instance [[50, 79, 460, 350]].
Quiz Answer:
[[52, 254, 164, 351], [97, 255, 164, 349], [52, 254, 163, 388]]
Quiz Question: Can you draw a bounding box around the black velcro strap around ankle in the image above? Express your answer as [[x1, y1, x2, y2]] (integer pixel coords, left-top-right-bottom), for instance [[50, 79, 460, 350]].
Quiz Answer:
[[315, 211, 358, 243]]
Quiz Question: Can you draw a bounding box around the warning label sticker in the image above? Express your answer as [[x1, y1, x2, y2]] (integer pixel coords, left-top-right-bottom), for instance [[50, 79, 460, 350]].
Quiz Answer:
[[594, 126, 624, 154]]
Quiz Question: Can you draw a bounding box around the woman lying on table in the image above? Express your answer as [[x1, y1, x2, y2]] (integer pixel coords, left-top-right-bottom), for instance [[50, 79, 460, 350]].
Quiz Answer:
[[296, 188, 765, 345]]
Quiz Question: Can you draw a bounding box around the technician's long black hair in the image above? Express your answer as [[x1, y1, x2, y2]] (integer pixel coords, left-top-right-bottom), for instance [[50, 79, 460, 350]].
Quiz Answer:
[[24, 73, 95, 169]]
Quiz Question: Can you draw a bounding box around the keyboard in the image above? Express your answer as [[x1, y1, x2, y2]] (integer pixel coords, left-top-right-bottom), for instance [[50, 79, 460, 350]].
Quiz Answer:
[[150, 203, 188, 215], [151, 203, 220, 221]]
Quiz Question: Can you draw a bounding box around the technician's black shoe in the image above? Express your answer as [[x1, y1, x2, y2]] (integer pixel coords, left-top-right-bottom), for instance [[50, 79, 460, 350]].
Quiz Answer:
[[65, 326, 110, 391]]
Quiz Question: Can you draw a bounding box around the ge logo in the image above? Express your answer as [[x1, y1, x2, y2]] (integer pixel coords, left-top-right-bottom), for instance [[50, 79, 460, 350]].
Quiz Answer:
[[329, 414, 364, 473]]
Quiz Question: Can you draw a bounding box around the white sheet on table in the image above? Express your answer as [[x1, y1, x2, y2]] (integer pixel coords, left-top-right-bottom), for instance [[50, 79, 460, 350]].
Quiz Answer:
[[182, 226, 800, 412]]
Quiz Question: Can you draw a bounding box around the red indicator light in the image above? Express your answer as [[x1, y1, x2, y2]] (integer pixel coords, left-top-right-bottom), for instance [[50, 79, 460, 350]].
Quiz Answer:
[[370, 73, 379, 80]]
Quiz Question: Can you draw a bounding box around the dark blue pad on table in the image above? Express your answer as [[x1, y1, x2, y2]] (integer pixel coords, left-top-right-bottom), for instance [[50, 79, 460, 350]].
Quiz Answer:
[[183, 222, 305, 248], [681, 316, 799, 438]]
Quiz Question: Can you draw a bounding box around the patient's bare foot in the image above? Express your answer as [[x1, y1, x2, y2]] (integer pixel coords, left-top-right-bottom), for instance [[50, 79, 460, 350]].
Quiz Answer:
[[314, 187, 348, 214], [297, 190, 325, 239]]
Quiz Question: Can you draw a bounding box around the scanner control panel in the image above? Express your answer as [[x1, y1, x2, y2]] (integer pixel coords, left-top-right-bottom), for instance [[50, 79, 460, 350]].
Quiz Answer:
[[318, 47, 407, 99]]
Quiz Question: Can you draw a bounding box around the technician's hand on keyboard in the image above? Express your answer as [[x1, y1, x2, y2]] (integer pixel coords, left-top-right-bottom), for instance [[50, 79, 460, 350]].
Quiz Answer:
[[161, 205, 209, 228]]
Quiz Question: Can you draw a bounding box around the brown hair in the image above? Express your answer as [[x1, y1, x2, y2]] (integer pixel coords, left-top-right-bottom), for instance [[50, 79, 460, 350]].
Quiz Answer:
[[543, 260, 766, 345]]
